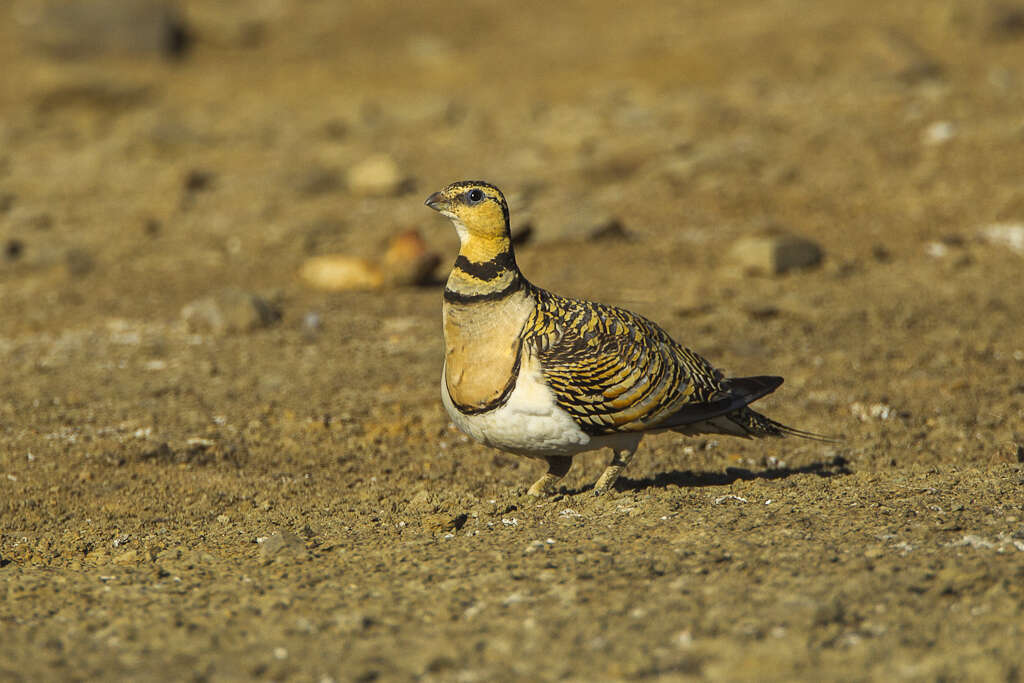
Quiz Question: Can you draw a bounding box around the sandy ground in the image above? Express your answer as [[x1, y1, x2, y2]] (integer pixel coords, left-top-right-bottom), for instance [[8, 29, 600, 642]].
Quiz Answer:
[[2, 0, 1024, 680]]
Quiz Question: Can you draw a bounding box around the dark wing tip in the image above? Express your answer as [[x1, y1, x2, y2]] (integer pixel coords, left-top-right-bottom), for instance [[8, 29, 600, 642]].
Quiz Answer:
[[722, 375, 784, 403], [727, 377, 840, 442]]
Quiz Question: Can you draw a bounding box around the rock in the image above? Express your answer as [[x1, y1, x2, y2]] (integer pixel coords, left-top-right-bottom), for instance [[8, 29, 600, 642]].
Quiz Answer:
[[925, 241, 950, 258], [17, 0, 190, 60], [259, 531, 308, 562], [987, 4, 1024, 39], [980, 223, 1024, 254], [381, 230, 440, 286], [298, 255, 384, 291], [181, 288, 281, 335], [850, 402, 896, 421], [518, 198, 624, 243], [301, 311, 321, 336], [589, 219, 630, 242], [724, 234, 824, 275], [923, 121, 956, 145], [346, 154, 406, 196]]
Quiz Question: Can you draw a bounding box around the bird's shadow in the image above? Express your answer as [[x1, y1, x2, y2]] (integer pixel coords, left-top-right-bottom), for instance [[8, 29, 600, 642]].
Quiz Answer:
[[566, 456, 851, 496]]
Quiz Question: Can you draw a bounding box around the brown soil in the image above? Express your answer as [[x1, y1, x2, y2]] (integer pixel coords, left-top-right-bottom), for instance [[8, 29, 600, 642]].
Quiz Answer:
[[2, 1, 1024, 681]]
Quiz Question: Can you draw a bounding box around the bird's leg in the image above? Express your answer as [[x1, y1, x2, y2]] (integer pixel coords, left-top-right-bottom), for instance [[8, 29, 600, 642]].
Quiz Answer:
[[526, 456, 572, 497], [593, 448, 637, 495]]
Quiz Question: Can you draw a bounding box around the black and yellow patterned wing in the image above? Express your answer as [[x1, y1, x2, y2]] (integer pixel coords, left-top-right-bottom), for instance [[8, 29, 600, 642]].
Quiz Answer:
[[523, 290, 728, 435]]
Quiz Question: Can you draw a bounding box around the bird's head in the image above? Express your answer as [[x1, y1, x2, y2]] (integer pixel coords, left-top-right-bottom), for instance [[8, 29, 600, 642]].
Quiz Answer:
[[424, 181, 510, 245]]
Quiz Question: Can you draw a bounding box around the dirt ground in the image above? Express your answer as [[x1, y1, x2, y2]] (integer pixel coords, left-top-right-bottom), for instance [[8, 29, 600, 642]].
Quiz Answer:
[[2, 0, 1024, 680]]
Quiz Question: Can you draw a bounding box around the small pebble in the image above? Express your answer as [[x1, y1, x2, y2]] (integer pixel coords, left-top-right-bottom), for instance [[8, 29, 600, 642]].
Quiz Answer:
[[923, 121, 956, 146], [850, 401, 895, 421], [19, 0, 190, 59], [298, 255, 384, 291], [259, 531, 308, 561], [346, 154, 405, 196], [302, 311, 322, 334], [980, 223, 1024, 254], [180, 288, 280, 335]]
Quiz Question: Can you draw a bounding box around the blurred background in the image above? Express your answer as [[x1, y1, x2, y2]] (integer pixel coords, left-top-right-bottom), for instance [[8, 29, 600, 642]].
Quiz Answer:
[[3, 0, 1023, 329], [2, 1, 1024, 680]]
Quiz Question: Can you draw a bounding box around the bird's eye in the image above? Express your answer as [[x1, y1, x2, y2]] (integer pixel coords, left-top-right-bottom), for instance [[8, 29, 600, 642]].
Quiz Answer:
[[466, 189, 485, 204]]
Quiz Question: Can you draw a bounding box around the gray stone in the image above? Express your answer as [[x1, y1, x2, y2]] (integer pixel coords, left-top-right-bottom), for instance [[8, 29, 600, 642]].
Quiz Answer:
[[517, 198, 625, 244], [725, 234, 825, 276], [259, 531, 308, 562], [181, 288, 281, 335], [987, 4, 1024, 39], [19, 0, 190, 60]]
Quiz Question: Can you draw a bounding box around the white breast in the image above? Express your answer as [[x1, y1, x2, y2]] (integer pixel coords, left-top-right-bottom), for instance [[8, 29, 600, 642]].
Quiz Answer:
[[441, 354, 593, 457]]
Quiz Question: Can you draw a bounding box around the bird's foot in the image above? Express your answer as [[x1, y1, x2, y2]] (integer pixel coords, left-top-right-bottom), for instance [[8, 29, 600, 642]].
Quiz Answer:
[[527, 473, 560, 497], [592, 465, 623, 495], [527, 456, 572, 497]]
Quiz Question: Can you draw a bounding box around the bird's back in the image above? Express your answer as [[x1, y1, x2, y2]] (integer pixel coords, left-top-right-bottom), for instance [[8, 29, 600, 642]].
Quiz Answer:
[[521, 285, 734, 435]]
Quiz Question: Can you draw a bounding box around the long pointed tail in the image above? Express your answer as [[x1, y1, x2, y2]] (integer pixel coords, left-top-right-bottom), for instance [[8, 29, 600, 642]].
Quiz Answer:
[[664, 374, 838, 442], [731, 409, 839, 443]]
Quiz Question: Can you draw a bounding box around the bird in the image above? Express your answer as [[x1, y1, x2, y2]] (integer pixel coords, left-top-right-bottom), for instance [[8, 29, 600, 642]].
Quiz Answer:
[[424, 180, 830, 496]]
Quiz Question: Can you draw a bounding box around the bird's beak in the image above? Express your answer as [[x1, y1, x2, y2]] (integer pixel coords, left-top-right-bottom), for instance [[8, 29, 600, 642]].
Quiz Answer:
[[424, 191, 448, 212]]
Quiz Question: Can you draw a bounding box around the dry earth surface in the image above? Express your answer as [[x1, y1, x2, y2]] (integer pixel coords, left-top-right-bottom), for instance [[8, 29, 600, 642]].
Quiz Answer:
[[2, 0, 1024, 681]]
